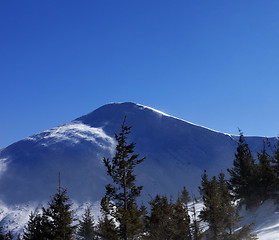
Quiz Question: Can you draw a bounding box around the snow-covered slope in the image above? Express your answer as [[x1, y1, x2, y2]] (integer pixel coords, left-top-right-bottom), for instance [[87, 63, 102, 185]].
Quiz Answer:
[[0, 102, 277, 236]]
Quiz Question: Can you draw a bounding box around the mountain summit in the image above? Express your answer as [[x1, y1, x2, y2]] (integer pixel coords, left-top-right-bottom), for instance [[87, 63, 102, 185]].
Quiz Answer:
[[0, 102, 273, 205]]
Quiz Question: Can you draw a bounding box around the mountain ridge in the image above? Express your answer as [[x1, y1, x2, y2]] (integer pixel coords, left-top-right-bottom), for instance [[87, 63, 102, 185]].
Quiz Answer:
[[0, 102, 278, 237]]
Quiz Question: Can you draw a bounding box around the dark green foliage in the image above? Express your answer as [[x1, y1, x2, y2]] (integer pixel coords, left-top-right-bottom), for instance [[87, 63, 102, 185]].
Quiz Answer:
[[199, 171, 256, 240], [257, 142, 277, 203], [0, 227, 15, 240], [43, 188, 76, 240], [23, 187, 75, 240], [272, 140, 279, 200], [77, 207, 96, 240], [145, 194, 173, 240], [170, 189, 192, 240], [145, 189, 192, 240], [190, 198, 203, 240], [100, 118, 145, 240], [227, 130, 258, 207], [96, 214, 118, 240], [22, 212, 48, 240]]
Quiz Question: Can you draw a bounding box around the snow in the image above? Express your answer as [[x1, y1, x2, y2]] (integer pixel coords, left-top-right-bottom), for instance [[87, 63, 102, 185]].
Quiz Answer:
[[0, 158, 8, 178], [239, 199, 279, 240], [0, 102, 278, 238], [26, 122, 116, 154]]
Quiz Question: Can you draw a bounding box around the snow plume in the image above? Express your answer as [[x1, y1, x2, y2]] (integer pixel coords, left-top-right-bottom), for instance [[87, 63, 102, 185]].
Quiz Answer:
[[0, 158, 8, 178], [26, 122, 116, 153]]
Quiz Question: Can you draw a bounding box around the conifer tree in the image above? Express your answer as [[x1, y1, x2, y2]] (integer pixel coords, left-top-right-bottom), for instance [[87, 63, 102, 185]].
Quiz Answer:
[[191, 197, 203, 240], [0, 227, 14, 240], [96, 212, 118, 240], [227, 130, 258, 207], [257, 142, 276, 203], [77, 207, 96, 240], [22, 212, 48, 240], [199, 171, 256, 240], [101, 118, 145, 240], [145, 194, 173, 240], [0, 227, 5, 240], [272, 139, 279, 199], [170, 188, 192, 240], [43, 187, 76, 240]]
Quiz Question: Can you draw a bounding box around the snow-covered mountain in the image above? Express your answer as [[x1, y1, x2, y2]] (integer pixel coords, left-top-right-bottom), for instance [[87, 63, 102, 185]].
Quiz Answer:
[[0, 102, 277, 236]]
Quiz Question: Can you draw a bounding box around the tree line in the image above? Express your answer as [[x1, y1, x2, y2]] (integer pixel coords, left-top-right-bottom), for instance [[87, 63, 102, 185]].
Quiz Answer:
[[3, 122, 276, 239], [228, 130, 279, 208]]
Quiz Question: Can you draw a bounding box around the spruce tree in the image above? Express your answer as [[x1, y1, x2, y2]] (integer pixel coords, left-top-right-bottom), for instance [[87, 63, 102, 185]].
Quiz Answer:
[[77, 207, 96, 240], [43, 188, 76, 240], [0, 227, 5, 240], [96, 213, 118, 240], [22, 212, 48, 240], [170, 188, 192, 240], [199, 171, 256, 240], [101, 118, 145, 240], [145, 194, 173, 240], [199, 172, 223, 239], [191, 198, 203, 240], [257, 142, 276, 203], [0, 227, 14, 240], [272, 139, 279, 200], [227, 130, 258, 207]]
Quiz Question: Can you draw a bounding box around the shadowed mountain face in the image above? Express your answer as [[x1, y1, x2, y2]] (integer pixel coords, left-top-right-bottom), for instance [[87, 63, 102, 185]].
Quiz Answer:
[[0, 102, 275, 205]]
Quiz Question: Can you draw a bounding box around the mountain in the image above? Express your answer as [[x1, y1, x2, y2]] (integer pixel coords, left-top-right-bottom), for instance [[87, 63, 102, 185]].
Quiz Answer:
[[0, 102, 277, 236]]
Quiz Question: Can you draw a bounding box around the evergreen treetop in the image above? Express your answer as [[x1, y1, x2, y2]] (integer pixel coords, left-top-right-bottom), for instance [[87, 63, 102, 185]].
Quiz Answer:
[[101, 118, 146, 240]]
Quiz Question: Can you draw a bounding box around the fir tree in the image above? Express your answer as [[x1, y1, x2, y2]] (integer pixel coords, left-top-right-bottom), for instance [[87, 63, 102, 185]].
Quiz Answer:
[[96, 215, 118, 240], [43, 187, 76, 240], [145, 194, 173, 240], [22, 212, 48, 240], [0, 227, 14, 240], [191, 197, 203, 240], [199, 171, 256, 240], [272, 139, 279, 200], [170, 188, 192, 240], [257, 142, 276, 203], [77, 207, 96, 240], [227, 130, 258, 207], [101, 118, 145, 240]]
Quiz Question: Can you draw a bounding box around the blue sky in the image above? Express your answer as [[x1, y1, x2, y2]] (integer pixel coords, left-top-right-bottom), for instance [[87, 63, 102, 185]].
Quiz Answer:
[[1, 0, 279, 148]]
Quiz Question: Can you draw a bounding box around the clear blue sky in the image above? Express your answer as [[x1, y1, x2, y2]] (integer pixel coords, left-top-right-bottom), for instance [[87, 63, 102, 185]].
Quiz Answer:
[[1, 0, 279, 148]]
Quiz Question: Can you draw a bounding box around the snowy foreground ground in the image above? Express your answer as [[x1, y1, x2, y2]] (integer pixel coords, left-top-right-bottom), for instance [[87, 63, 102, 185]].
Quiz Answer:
[[1, 199, 279, 239]]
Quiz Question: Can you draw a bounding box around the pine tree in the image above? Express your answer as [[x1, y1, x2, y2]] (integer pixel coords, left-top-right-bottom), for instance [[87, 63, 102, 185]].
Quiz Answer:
[[0, 227, 5, 240], [96, 215, 118, 240], [77, 207, 96, 240], [43, 188, 76, 240], [272, 139, 279, 200], [191, 197, 203, 240], [0, 227, 14, 240], [199, 172, 223, 239], [22, 212, 48, 240], [101, 118, 145, 240], [145, 194, 173, 240], [227, 130, 258, 207], [199, 171, 256, 240], [257, 142, 276, 203], [170, 188, 192, 240]]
